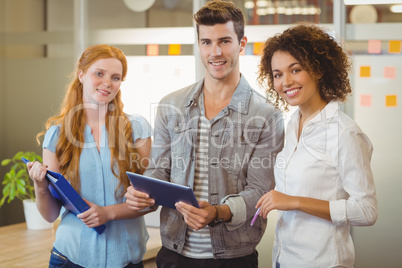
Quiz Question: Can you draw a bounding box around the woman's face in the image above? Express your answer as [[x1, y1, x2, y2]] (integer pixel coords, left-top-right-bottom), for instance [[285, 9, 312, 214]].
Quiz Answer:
[[271, 51, 322, 110], [79, 58, 123, 105]]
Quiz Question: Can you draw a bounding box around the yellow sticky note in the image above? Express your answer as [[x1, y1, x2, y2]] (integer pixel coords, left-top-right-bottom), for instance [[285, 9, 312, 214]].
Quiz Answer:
[[168, 44, 181, 55], [253, 42, 263, 55], [388, 40, 401, 54], [386, 95, 397, 107], [367, 40, 381, 54], [384, 66, 396, 79], [147, 44, 159, 56], [360, 94, 372, 107], [360, 66, 371, 77]]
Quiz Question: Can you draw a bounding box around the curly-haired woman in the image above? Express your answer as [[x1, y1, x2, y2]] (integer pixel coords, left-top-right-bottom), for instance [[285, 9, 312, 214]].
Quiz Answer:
[[256, 24, 378, 268]]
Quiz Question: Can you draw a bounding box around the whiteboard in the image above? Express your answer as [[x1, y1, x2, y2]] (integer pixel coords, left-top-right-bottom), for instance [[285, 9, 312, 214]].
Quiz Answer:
[[351, 55, 402, 268], [121, 56, 196, 125]]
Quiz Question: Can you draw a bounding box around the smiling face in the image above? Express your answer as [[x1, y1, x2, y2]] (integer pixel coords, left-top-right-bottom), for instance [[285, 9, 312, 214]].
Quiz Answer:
[[271, 51, 324, 111], [198, 21, 246, 83], [79, 58, 123, 105]]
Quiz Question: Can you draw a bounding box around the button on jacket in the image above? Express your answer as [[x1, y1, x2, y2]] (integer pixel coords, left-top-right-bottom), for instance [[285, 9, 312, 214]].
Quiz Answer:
[[273, 101, 378, 268], [144, 75, 284, 259]]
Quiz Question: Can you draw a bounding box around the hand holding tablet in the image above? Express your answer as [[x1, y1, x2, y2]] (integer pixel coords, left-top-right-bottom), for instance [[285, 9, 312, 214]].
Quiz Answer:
[[126, 171, 199, 209]]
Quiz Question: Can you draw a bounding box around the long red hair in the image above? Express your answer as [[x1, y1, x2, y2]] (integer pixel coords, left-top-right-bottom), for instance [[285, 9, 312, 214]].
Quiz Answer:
[[37, 44, 142, 198]]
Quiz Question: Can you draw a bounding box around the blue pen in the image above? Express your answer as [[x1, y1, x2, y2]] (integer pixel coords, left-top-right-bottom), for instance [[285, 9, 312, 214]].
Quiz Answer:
[[250, 207, 261, 226]]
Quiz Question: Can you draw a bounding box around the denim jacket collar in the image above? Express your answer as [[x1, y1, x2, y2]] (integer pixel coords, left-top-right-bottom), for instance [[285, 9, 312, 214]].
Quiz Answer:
[[184, 74, 251, 115]]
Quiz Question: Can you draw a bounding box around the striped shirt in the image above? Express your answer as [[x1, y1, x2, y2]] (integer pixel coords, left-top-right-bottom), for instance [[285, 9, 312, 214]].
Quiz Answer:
[[181, 96, 213, 259]]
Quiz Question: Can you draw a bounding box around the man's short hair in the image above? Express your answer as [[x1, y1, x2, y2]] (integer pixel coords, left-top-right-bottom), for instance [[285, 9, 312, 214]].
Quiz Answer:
[[193, 0, 245, 43]]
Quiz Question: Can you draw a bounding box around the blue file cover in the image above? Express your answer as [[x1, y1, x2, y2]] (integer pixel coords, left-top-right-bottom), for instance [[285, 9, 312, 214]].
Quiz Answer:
[[22, 157, 106, 234], [126, 171, 199, 209]]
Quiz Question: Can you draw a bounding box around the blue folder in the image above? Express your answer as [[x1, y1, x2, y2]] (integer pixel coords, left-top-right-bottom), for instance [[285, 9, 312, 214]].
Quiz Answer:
[[22, 157, 106, 234]]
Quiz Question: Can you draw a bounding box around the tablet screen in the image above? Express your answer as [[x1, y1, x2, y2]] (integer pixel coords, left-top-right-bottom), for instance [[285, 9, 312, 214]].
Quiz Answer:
[[126, 171, 199, 209]]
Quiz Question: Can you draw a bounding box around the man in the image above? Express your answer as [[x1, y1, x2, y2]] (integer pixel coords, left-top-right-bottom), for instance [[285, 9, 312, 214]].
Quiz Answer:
[[126, 1, 284, 267]]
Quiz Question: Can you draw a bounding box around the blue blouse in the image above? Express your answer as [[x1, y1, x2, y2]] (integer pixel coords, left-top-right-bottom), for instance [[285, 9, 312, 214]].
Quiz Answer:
[[43, 114, 152, 267]]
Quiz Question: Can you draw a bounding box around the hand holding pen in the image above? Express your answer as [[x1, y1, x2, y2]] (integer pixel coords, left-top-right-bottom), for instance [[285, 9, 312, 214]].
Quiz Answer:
[[250, 207, 261, 226], [254, 190, 295, 224]]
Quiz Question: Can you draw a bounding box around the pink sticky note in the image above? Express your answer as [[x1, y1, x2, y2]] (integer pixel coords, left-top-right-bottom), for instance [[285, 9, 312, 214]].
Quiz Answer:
[[384, 66, 396, 79], [360, 94, 372, 107], [368, 40, 381, 54], [147, 44, 159, 56]]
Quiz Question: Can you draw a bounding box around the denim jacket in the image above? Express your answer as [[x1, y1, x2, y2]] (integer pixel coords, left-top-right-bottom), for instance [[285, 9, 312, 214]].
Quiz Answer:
[[144, 75, 284, 259]]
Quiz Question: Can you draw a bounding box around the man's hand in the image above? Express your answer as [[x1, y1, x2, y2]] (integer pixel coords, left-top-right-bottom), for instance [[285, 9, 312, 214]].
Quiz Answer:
[[125, 185, 155, 211], [175, 201, 217, 230]]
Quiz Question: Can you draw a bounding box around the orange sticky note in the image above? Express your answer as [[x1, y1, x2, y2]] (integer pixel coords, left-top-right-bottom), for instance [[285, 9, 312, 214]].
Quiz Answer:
[[388, 40, 401, 54], [360, 66, 371, 77], [367, 40, 381, 54], [386, 95, 397, 107], [253, 42, 263, 55], [168, 44, 181, 55], [360, 94, 372, 107], [147, 44, 159, 56], [384, 66, 396, 79]]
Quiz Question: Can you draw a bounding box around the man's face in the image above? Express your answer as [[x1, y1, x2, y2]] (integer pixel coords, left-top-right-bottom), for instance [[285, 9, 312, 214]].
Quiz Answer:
[[198, 21, 246, 82]]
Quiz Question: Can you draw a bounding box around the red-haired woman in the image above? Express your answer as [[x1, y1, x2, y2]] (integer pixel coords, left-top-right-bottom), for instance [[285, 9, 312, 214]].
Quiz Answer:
[[27, 44, 152, 268]]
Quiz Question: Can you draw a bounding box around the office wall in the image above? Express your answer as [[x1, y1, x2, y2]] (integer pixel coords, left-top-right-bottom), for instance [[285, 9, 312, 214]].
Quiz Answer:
[[0, 0, 6, 226], [352, 55, 402, 268], [0, 0, 48, 226], [0, 58, 72, 226], [0, 0, 5, 223]]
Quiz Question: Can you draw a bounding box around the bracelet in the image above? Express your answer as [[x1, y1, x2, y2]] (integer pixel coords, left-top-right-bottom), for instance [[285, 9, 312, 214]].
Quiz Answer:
[[208, 205, 224, 227]]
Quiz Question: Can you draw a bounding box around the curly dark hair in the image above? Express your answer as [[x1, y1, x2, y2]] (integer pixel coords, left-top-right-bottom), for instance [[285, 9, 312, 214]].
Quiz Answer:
[[257, 23, 352, 110]]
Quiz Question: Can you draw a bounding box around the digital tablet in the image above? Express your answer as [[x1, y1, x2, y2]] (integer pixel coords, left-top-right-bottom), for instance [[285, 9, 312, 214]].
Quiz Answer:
[[126, 171, 199, 209]]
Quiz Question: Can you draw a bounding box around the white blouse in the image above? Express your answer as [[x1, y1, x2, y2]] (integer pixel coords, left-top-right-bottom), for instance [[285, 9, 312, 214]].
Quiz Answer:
[[273, 101, 378, 268]]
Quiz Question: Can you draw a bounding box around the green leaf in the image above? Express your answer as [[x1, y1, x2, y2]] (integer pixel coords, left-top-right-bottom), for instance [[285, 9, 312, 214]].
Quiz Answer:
[[17, 184, 26, 195], [1, 159, 11, 166], [14, 151, 24, 160], [17, 179, 26, 186], [16, 169, 26, 178], [3, 173, 12, 184], [0, 195, 7, 207], [2, 184, 11, 195], [9, 185, 16, 200]]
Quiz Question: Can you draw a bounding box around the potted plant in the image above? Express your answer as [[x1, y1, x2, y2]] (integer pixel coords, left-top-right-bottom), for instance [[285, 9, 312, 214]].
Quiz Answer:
[[1, 151, 52, 230]]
